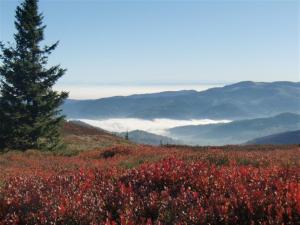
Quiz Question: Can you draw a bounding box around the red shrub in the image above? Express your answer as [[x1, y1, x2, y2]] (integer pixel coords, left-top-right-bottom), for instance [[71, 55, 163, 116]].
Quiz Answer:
[[1, 153, 299, 224]]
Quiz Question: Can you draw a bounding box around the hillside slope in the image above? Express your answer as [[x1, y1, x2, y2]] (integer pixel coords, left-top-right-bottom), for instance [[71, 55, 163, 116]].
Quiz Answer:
[[246, 130, 300, 144], [62, 121, 132, 152], [62, 81, 300, 120], [168, 113, 300, 145]]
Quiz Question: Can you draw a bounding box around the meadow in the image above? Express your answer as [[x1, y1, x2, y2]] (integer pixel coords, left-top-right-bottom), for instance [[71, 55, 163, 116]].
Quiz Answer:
[[0, 144, 299, 224]]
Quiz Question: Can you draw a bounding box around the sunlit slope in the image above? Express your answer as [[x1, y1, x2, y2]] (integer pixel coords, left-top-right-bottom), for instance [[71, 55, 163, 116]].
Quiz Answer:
[[62, 121, 133, 153]]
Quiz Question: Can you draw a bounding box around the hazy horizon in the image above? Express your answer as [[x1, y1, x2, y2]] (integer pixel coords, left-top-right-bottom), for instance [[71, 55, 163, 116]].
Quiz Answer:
[[56, 80, 299, 99], [54, 82, 227, 99]]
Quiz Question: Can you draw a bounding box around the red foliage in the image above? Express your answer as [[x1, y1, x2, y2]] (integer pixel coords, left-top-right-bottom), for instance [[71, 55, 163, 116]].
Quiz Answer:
[[0, 146, 300, 224], [0, 149, 300, 225]]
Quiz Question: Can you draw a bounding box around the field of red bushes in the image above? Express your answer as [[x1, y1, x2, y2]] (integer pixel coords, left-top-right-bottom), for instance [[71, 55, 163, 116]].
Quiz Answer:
[[0, 145, 300, 224]]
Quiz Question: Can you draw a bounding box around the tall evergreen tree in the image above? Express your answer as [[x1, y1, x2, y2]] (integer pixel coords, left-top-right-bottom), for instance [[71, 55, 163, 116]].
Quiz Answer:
[[0, 0, 68, 151]]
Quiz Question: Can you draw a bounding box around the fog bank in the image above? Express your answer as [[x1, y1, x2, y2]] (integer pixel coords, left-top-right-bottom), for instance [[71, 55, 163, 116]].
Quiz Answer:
[[78, 118, 231, 135]]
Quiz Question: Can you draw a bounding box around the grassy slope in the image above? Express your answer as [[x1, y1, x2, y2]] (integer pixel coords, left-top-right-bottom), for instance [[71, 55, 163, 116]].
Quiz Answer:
[[61, 121, 134, 155]]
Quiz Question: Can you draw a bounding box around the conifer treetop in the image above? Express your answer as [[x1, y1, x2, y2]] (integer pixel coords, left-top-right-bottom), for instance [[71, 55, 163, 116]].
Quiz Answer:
[[0, 0, 68, 151]]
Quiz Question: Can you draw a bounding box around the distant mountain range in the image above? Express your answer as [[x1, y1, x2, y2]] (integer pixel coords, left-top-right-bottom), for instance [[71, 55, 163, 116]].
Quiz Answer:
[[168, 113, 300, 145], [63, 81, 300, 120], [246, 130, 300, 145], [118, 130, 179, 146]]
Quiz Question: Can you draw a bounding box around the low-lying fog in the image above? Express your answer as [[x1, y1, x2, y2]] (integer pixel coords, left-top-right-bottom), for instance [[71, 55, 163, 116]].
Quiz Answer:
[[78, 118, 231, 135]]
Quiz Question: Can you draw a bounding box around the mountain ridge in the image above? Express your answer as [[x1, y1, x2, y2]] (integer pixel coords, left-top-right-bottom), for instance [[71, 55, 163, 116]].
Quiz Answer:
[[62, 81, 300, 120], [168, 113, 300, 145], [246, 130, 300, 145]]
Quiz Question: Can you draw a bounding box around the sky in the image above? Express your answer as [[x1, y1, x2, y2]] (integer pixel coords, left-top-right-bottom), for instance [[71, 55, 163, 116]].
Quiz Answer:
[[0, 0, 299, 98]]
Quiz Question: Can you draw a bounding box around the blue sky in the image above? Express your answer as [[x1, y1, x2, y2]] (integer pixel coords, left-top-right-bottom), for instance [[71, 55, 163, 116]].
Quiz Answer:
[[1, 0, 299, 87]]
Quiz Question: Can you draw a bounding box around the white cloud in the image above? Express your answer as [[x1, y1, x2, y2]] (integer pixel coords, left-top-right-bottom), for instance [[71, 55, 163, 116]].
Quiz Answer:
[[78, 118, 231, 135]]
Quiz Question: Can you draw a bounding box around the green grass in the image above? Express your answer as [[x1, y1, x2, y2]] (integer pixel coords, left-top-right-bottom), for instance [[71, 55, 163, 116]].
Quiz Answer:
[[207, 155, 229, 166], [236, 158, 261, 167], [119, 155, 163, 169]]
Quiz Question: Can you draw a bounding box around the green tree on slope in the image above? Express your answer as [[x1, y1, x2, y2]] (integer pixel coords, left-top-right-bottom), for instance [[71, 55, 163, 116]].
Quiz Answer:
[[0, 0, 68, 151]]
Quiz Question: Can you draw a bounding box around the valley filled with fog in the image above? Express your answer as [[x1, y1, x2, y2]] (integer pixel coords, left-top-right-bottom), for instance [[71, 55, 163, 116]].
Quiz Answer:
[[78, 118, 231, 135], [64, 82, 300, 145]]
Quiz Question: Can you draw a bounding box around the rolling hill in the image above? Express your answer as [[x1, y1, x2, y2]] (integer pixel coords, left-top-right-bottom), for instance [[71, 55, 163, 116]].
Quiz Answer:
[[246, 130, 300, 144], [62, 121, 132, 152], [62, 81, 300, 120], [168, 113, 300, 145]]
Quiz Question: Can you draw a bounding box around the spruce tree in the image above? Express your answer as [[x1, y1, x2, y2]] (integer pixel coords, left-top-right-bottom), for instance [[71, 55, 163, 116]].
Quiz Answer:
[[0, 0, 68, 151]]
